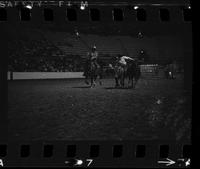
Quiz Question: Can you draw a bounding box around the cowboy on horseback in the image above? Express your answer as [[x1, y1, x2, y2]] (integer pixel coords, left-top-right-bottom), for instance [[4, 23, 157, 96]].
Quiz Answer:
[[87, 45, 100, 69], [83, 45, 99, 77], [84, 45, 102, 87]]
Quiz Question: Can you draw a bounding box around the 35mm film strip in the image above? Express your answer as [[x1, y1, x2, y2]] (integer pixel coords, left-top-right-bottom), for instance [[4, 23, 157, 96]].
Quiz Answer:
[[0, 0, 192, 167], [0, 142, 191, 167], [0, 1, 192, 22]]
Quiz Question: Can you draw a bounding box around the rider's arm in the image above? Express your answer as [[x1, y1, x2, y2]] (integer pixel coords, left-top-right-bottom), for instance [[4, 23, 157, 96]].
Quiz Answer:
[[122, 56, 134, 61]]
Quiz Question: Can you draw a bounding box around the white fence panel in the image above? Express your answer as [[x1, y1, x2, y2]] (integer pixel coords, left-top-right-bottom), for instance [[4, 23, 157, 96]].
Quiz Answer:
[[7, 72, 84, 80]]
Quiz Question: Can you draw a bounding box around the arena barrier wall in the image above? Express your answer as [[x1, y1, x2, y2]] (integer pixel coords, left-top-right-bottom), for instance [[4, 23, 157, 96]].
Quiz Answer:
[[7, 65, 161, 80], [7, 72, 85, 80]]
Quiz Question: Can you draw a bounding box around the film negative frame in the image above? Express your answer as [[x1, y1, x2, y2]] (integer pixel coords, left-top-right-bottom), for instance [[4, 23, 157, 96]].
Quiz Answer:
[[0, 0, 192, 167]]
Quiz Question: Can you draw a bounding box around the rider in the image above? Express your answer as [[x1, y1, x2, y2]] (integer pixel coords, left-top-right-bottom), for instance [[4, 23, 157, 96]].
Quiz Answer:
[[116, 55, 135, 68], [87, 45, 100, 69]]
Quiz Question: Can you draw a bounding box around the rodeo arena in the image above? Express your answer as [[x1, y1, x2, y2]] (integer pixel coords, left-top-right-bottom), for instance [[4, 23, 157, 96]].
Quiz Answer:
[[6, 0, 192, 141]]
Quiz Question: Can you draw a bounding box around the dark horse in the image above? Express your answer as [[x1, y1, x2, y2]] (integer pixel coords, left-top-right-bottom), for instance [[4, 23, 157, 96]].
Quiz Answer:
[[83, 59, 103, 88], [126, 59, 141, 88]]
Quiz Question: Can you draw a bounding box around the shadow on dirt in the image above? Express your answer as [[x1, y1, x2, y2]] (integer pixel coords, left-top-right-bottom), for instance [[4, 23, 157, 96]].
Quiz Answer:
[[104, 87, 135, 90], [72, 86, 134, 90], [72, 86, 91, 89]]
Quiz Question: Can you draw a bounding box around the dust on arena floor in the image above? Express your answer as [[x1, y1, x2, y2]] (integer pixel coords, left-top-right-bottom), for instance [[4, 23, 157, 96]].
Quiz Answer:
[[8, 74, 190, 141]]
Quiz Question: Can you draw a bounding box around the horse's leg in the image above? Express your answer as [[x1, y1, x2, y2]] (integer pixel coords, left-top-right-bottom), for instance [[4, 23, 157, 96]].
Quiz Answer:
[[99, 71, 102, 85], [131, 77, 134, 88], [128, 76, 131, 87], [122, 75, 125, 87], [99, 78, 102, 85], [121, 71, 123, 88], [85, 75, 89, 85], [93, 75, 97, 86], [122, 76, 125, 87], [120, 77, 122, 88], [91, 72, 98, 88], [119, 75, 121, 87], [133, 76, 139, 89], [90, 76, 94, 88], [115, 77, 119, 88], [99, 75, 102, 85], [114, 70, 119, 87], [133, 79, 137, 89], [120, 76, 124, 88], [93, 71, 99, 86]]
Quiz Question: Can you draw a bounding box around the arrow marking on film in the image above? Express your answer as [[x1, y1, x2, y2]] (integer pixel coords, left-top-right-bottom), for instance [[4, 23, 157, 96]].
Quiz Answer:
[[158, 158, 176, 166]]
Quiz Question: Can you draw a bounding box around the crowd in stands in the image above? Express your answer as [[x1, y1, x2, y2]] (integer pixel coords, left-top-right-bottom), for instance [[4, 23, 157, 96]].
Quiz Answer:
[[7, 28, 184, 73], [7, 34, 115, 72], [8, 55, 85, 72], [7, 36, 86, 72]]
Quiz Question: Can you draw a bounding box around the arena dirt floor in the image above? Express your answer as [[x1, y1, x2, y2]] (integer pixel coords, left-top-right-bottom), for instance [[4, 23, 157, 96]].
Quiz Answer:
[[8, 73, 191, 141]]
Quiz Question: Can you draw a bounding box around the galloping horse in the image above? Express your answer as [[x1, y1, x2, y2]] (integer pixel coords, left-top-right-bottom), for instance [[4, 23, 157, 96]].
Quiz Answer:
[[83, 59, 103, 88], [126, 59, 141, 88]]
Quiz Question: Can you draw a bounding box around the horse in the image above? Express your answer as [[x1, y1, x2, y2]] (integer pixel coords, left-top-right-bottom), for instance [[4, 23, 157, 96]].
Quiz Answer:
[[83, 59, 103, 88], [126, 59, 141, 88], [114, 63, 126, 88]]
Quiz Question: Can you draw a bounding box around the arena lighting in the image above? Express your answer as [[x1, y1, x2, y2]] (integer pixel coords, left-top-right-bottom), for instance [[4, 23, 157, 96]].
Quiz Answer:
[[138, 31, 143, 38], [80, 4, 85, 10], [25, 5, 32, 9], [80, 1, 88, 10], [67, 1, 72, 6]]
